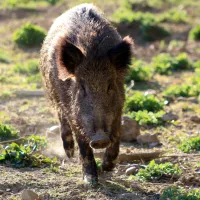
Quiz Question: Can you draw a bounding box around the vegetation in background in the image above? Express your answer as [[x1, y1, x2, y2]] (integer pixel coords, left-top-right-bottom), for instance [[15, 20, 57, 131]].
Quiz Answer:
[[2, 0, 59, 8], [126, 60, 152, 83], [189, 26, 200, 41], [163, 84, 200, 98], [160, 187, 200, 200], [13, 23, 46, 47], [0, 123, 19, 141], [0, 135, 54, 168], [0, 49, 10, 64], [112, 5, 170, 41], [129, 160, 182, 182], [152, 53, 192, 75], [158, 8, 188, 23], [124, 92, 164, 112], [179, 137, 200, 153], [13, 60, 39, 75], [140, 22, 170, 41], [127, 110, 165, 125]]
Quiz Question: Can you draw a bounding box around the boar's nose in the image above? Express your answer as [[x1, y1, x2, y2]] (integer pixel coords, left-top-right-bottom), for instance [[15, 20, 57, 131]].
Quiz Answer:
[[89, 129, 110, 149]]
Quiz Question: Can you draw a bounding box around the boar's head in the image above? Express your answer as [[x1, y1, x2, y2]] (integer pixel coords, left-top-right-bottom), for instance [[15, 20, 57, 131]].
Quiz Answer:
[[56, 36, 133, 149]]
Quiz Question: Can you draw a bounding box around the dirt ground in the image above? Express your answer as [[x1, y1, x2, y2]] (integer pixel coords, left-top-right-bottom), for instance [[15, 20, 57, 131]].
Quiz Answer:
[[0, 0, 200, 199]]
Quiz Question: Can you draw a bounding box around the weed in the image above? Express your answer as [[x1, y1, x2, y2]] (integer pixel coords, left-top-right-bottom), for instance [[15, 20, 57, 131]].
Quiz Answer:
[[160, 187, 200, 200], [0, 122, 19, 141], [126, 60, 152, 83], [13, 60, 39, 75], [159, 8, 188, 23], [127, 110, 165, 125], [194, 61, 200, 69], [0, 135, 55, 168], [0, 49, 10, 63], [129, 160, 181, 182], [168, 40, 185, 50], [13, 23, 46, 47], [178, 137, 200, 153], [140, 21, 170, 41], [189, 26, 200, 41], [163, 84, 200, 98], [152, 53, 192, 75], [95, 158, 102, 169], [124, 92, 164, 112]]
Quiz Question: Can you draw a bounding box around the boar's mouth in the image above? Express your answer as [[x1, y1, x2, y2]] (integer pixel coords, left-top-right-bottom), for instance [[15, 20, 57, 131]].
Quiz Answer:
[[89, 132, 110, 149]]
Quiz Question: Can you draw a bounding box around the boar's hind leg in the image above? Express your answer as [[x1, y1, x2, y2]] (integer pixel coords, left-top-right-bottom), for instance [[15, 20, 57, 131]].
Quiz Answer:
[[77, 135, 98, 185], [102, 137, 120, 171], [59, 116, 74, 158]]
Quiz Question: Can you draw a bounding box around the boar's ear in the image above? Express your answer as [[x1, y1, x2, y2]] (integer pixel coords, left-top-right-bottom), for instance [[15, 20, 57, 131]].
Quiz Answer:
[[108, 36, 133, 72], [56, 38, 84, 80]]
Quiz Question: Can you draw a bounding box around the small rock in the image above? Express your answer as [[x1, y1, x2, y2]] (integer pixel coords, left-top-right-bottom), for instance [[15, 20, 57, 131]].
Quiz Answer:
[[190, 116, 200, 123], [125, 166, 138, 175], [137, 134, 160, 144], [21, 189, 39, 200], [162, 112, 178, 121], [6, 188, 11, 192], [121, 116, 140, 142], [39, 193, 50, 200]]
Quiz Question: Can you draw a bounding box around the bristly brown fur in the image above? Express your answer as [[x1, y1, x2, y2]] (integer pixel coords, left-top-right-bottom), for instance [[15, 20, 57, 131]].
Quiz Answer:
[[40, 3, 134, 185]]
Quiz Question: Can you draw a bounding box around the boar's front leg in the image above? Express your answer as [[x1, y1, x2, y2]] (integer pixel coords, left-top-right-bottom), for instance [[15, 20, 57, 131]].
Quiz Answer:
[[102, 133, 120, 171], [76, 135, 98, 185], [58, 113, 74, 158]]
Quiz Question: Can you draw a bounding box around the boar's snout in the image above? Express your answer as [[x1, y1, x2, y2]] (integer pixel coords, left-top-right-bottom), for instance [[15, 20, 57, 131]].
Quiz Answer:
[[89, 130, 110, 149]]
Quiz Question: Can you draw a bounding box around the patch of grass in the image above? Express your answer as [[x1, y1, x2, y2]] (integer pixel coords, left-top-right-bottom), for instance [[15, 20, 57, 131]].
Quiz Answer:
[[159, 8, 188, 23], [179, 137, 200, 153], [140, 21, 170, 41], [168, 40, 185, 50], [2, 0, 59, 8], [152, 53, 192, 75], [161, 187, 200, 200], [13, 60, 39, 75], [0, 90, 15, 100], [0, 135, 55, 168], [129, 160, 182, 182], [124, 92, 164, 112], [163, 84, 200, 98], [127, 110, 165, 125], [126, 60, 153, 83], [13, 23, 46, 47], [112, 6, 170, 41], [0, 49, 10, 63], [0, 122, 19, 141], [189, 26, 200, 41]]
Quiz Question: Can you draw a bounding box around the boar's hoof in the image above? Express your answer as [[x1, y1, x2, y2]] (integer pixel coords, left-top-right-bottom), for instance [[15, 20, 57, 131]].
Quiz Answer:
[[83, 175, 98, 187], [89, 133, 110, 149]]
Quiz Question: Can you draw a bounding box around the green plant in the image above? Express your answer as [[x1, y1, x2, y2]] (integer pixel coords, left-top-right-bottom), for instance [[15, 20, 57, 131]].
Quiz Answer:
[[127, 110, 165, 125], [140, 21, 170, 41], [13, 60, 39, 75], [189, 26, 200, 41], [159, 9, 188, 23], [13, 23, 46, 47], [0, 135, 55, 168], [161, 187, 200, 200], [168, 40, 185, 50], [163, 84, 200, 98], [129, 160, 181, 182], [124, 92, 164, 112], [178, 137, 200, 153], [152, 53, 191, 75], [0, 123, 19, 141], [0, 49, 10, 63], [125, 60, 152, 83]]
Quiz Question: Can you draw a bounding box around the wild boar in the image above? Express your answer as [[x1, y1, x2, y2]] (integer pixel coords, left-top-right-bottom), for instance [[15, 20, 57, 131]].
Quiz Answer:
[[40, 3, 133, 185]]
